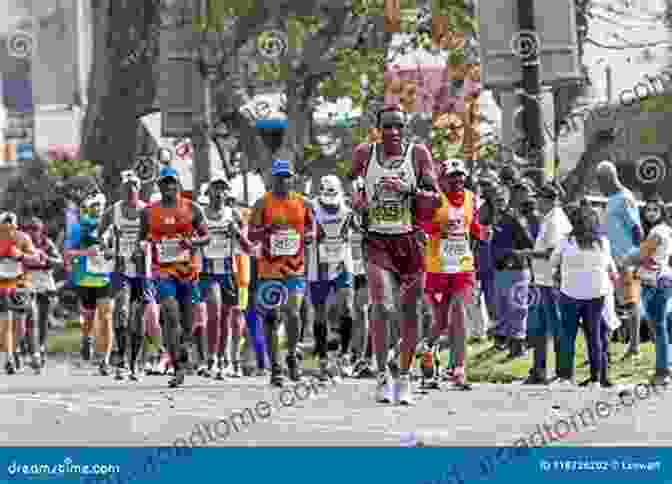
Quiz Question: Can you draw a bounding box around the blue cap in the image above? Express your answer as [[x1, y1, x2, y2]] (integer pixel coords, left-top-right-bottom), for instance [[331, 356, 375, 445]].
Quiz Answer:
[[271, 159, 294, 177], [158, 166, 179, 182]]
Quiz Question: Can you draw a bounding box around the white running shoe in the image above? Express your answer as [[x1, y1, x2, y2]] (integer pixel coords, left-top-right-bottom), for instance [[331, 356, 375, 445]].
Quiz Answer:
[[375, 372, 395, 404], [397, 374, 414, 406]]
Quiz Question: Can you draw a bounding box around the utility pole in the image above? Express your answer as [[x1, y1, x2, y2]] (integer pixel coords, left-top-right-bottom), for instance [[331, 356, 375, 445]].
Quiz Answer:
[[517, 0, 546, 172]]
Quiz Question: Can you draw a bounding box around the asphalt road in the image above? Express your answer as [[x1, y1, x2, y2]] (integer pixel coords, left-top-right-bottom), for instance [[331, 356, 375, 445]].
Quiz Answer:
[[0, 356, 669, 448]]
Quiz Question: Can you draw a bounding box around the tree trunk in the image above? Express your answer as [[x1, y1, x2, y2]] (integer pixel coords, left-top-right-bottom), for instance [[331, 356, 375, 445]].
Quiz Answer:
[[80, 0, 161, 201]]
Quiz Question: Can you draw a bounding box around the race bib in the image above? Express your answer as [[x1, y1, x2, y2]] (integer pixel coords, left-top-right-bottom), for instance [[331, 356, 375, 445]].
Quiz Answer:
[[87, 254, 114, 275], [440, 237, 471, 274], [319, 240, 345, 264], [371, 202, 403, 224], [119, 233, 138, 258], [0, 259, 21, 279], [158, 239, 189, 264], [31, 270, 56, 292], [270, 230, 301, 256], [204, 231, 231, 259]]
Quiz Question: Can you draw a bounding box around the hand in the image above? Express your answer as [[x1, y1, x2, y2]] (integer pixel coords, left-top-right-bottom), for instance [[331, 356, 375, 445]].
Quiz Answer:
[[480, 225, 493, 241], [380, 176, 411, 194], [9, 246, 24, 260]]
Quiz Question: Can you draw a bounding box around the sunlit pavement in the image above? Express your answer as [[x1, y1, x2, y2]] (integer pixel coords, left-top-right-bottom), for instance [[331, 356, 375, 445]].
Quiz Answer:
[[0, 357, 668, 447]]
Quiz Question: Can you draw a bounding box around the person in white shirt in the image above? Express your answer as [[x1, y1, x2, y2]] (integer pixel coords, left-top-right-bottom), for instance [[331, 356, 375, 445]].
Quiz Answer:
[[523, 184, 572, 384], [550, 206, 617, 388], [623, 194, 672, 386]]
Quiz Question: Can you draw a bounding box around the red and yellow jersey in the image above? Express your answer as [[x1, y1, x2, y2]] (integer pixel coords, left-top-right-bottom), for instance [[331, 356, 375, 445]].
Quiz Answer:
[[424, 190, 477, 274], [253, 192, 309, 279], [0, 231, 35, 290], [147, 196, 199, 280]]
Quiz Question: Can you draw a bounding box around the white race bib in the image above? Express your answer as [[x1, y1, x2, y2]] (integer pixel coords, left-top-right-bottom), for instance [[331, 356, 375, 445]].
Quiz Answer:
[[204, 233, 231, 259], [440, 237, 469, 274], [158, 239, 189, 264], [87, 254, 114, 275], [0, 259, 21, 279], [270, 230, 301, 256], [31, 270, 56, 292], [119, 232, 138, 258], [319, 240, 345, 264]]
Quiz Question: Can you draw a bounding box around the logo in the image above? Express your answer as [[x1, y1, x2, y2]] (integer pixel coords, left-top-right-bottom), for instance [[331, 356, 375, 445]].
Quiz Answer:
[[7, 30, 34, 59], [510, 30, 540, 60], [256, 30, 288, 61], [635, 156, 667, 184]]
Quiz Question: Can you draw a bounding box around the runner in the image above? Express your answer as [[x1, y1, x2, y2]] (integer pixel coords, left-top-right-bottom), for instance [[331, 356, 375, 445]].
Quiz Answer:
[[98, 171, 158, 381], [200, 173, 254, 379], [248, 159, 316, 387], [350, 205, 374, 378], [307, 175, 358, 381], [21, 216, 63, 369], [349, 104, 441, 405], [0, 212, 42, 374], [137, 166, 210, 387], [64, 193, 116, 376], [420, 159, 490, 390]]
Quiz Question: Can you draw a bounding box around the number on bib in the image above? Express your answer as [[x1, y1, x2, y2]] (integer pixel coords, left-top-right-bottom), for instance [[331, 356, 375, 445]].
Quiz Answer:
[[270, 230, 301, 256], [319, 241, 345, 264], [439, 237, 471, 274], [87, 255, 114, 275], [158, 239, 188, 264], [0, 259, 21, 279]]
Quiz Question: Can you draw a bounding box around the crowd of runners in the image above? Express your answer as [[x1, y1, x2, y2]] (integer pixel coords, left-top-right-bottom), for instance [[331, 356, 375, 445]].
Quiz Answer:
[[0, 105, 671, 405]]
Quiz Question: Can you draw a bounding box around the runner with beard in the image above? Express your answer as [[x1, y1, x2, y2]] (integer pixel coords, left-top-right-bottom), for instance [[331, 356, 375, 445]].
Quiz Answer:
[[137, 167, 210, 387], [200, 173, 254, 379], [248, 159, 316, 387], [308, 175, 358, 381], [0, 212, 42, 374], [419, 159, 491, 390], [349, 105, 441, 405], [21, 216, 62, 369], [98, 171, 159, 381]]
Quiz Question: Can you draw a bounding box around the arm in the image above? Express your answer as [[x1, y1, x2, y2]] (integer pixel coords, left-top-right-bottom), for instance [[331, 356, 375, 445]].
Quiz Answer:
[[622, 194, 643, 248], [469, 196, 487, 241], [348, 143, 370, 212], [190, 202, 210, 248], [231, 209, 254, 254], [17, 233, 42, 265], [247, 197, 267, 245], [412, 144, 441, 212], [45, 238, 64, 267], [303, 198, 317, 245], [97, 205, 115, 242]]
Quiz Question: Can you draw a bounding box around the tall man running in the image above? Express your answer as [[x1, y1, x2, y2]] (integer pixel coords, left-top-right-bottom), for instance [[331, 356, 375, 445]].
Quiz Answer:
[[98, 171, 159, 381], [137, 167, 210, 387], [349, 104, 441, 405], [596, 160, 643, 359], [248, 159, 316, 387]]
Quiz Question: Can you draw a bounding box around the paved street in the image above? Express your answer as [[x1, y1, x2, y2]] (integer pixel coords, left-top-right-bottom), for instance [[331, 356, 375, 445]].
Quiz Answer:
[[0, 356, 670, 448]]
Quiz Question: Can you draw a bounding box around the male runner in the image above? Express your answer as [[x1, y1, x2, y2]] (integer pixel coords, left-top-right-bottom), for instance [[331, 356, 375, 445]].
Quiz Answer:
[[308, 175, 358, 381], [137, 167, 209, 387], [0, 212, 41, 374], [98, 171, 159, 381], [248, 159, 316, 387], [200, 173, 254, 379], [64, 193, 116, 375], [349, 104, 441, 405]]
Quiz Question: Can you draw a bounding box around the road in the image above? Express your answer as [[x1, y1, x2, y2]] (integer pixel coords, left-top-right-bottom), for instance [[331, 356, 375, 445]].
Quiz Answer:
[[0, 355, 669, 448]]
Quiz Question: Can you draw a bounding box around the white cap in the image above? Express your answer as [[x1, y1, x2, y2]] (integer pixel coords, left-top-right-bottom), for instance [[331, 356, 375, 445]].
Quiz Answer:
[[442, 159, 467, 175]]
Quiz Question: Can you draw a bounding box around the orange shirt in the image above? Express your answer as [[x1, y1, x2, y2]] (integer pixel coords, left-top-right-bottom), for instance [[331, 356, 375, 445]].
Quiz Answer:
[[254, 192, 308, 279], [147, 197, 199, 280]]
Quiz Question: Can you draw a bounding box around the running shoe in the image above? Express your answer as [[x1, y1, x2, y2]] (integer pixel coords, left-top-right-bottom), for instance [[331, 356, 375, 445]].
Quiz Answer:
[[270, 364, 285, 387], [157, 353, 172, 375], [197, 364, 211, 378], [228, 361, 242, 378], [40, 346, 47, 368], [286, 354, 302, 382], [397, 374, 414, 405], [318, 358, 331, 383], [80, 336, 92, 361], [375, 372, 394, 404], [169, 368, 185, 387], [5, 360, 16, 375], [99, 361, 110, 376], [339, 355, 353, 378], [352, 359, 375, 379], [129, 370, 141, 382], [30, 354, 41, 375]]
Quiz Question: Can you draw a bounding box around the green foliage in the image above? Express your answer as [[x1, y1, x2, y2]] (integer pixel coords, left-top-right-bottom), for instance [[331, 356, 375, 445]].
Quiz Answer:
[[640, 95, 672, 113], [335, 159, 352, 179], [47, 158, 98, 180], [430, 127, 464, 161], [193, 0, 256, 32]]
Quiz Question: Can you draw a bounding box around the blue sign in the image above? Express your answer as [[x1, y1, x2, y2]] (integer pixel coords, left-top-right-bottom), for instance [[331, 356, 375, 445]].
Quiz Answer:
[[256, 119, 287, 129], [16, 143, 32, 160]]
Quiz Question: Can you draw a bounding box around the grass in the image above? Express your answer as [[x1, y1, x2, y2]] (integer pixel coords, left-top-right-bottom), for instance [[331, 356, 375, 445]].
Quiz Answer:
[[49, 325, 656, 383], [464, 335, 655, 384]]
